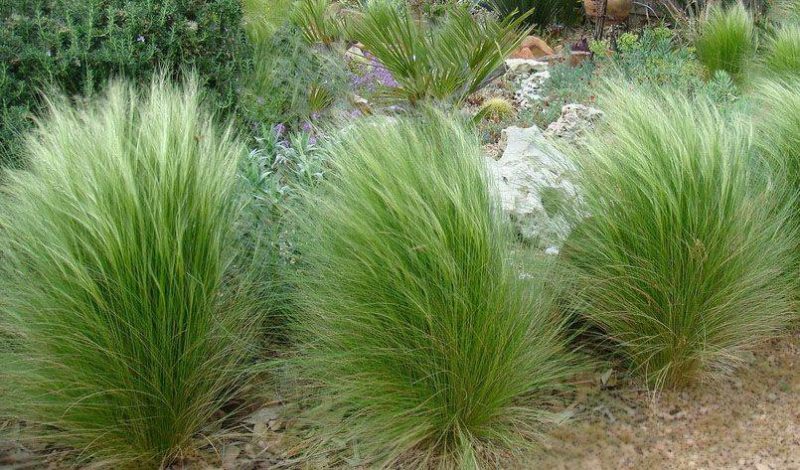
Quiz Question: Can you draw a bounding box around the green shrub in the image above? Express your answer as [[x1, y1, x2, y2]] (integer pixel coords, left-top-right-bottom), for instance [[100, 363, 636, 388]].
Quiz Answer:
[[763, 25, 800, 78], [475, 96, 516, 122], [240, 26, 347, 129], [694, 2, 755, 80], [0, 0, 247, 168], [351, 1, 530, 105], [608, 27, 705, 90], [292, 111, 577, 467], [242, 0, 294, 43], [564, 84, 796, 390], [487, 0, 582, 28], [0, 77, 265, 466]]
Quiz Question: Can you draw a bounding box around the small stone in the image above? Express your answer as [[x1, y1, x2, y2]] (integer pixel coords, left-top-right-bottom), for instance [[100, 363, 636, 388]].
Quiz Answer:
[[520, 35, 555, 57], [504, 58, 548, 80], [253, 421, 268, 436], [510, 47, 536, 60], [245, 406, 282, 425], [543, 104, 604, 145], [222, 445, 241, 469]]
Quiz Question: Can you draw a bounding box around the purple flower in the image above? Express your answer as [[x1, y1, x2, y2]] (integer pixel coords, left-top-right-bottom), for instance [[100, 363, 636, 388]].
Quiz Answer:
[[301, 121, 313, 133], [273, 123, 286, 137], [348, 51, 399, 92]]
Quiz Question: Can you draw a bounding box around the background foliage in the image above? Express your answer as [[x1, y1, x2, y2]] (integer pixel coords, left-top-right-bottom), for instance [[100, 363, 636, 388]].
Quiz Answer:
[[0, 0, 248, 168]]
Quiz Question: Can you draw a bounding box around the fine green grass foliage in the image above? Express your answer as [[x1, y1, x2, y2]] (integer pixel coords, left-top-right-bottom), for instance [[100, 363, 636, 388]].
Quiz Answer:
[[292, 111, 577, 468], [754, 79, 800, 222], [694, 2, 755, 80], [351, 1, 530, 105], [564, 84, 796, 390], [0, 77, 264, 467], [770, 0, 800, 25], [763, 25, 800, 79], [240, 26, 348, 129]]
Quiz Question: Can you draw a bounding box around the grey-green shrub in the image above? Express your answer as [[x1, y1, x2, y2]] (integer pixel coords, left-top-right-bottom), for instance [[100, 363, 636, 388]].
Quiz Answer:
[[564, 84, 796, 390], [694, 2, 755, 80], [0, 77, 264, 467], [763, 25, 800, 78], [292, 111, 577, 467]]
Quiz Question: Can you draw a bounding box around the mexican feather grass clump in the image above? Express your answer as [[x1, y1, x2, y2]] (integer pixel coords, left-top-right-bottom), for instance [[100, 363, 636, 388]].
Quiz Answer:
[[292, 111, 577, 468], [564, 84, 796, 390], [694, 2, 755, 80], [0, 77, 264, 467], [763, 25, 800, 79], [755, 78, 800, 219]]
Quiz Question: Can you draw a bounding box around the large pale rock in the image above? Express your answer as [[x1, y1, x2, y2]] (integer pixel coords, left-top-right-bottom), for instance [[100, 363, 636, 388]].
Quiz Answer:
[[504, 58, 548, 80], [488, 126, 583, 253], [514, 70, 550, 109], [544, 104, 604, 145]]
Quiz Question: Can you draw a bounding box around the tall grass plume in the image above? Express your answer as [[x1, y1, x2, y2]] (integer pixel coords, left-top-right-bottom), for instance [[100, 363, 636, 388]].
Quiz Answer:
[[292, 111, 577, 468], [0, 77, 265, 467], [564, 84, 796, 390]]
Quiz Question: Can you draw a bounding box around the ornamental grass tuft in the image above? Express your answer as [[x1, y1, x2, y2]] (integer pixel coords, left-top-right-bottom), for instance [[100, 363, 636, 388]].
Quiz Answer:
[[694, 2, 755, 80], [564, 84, 796, 390], [0, 76, 265, 467], [763, 25, 800, 79], [292, 110, 577, 468]]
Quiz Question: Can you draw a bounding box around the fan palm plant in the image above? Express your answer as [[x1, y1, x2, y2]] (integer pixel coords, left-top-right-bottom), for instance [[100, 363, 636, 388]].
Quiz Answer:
[[351, 1, 531, 105]]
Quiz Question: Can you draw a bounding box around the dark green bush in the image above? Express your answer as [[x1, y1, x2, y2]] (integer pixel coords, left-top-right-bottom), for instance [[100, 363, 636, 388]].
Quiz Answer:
[[0, 0, 248, 167], [487, 0, 582, 28]]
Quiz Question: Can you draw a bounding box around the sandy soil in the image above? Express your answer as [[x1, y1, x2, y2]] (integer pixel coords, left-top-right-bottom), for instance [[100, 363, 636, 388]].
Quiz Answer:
[[3, 332, 798, 469], [536, 332, 800, 470]]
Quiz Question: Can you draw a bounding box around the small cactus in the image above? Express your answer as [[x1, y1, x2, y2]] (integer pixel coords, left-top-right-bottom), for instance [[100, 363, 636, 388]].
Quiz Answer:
[[475, 97, 516, 122]]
